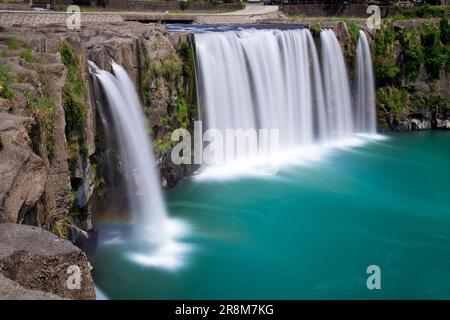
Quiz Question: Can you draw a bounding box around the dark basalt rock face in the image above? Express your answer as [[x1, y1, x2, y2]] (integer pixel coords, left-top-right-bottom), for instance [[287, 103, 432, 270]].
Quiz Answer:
[[0, 223, 95, 300]]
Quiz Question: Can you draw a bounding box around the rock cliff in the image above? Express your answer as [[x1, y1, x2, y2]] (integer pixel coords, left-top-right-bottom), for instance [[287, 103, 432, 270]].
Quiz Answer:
[[0, 22, 197, 235]]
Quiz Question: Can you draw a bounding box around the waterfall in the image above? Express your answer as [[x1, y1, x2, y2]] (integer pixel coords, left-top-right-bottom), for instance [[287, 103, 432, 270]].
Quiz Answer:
[[355, 30, 377, 133], [195, 29, 327, 165], [320, 28, 354, 139], [91, 62, 168, 241], [90, 61, 189, 269], [195, 27, 368, 175]]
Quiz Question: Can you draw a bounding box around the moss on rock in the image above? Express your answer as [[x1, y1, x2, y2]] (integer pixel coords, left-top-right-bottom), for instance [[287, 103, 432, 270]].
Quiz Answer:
[[60, 42, 88, 164]]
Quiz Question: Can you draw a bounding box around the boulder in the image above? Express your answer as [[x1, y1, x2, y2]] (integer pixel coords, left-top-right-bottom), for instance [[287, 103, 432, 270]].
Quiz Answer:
[[0, 223, 95, 300], [0, 274, 64, 300]]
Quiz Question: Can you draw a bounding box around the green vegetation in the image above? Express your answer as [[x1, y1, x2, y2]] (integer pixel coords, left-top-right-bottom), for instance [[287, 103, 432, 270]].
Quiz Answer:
[[413, 92, 450, 111], [176, 87, 189, 129], [178, 40, 197, 123], [441, 18, 450, 45], [6, 38, 22, 50], [389, 4, 450, 21], [161, 53, 183, 83], [60, 42, 88, 162], [376, 85, 450, 130], [23, 89, 57, 154], [374, 16, 450, 130], [374, 19, 449, 85], [345, 21, 360, 65], [159, 114, 172, 127], [308, 23, 321, 39], [439, 18, 450, 72], [0, 66, 16, 100], [290, 13, 306, 19], [373, 23, 400, 86], [377, 86, 410, 129], [46, 212, 87, 240], [400, 28, 424, 82], [48, 212, 73, 239], [20, 49, 34, 63], [60, 46, 85, 131], [141, 39, 197, 154], [0, 50, 9, 58], [420, 23, 444, 79], [153, 133, 177, 153]]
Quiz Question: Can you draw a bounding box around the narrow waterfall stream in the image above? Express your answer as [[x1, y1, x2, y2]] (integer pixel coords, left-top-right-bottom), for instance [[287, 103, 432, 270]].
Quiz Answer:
[[92, 62, 167, 235], [320, 28, 355, 139], [355, 30, 377, 134], [90, 61, 189, 270]]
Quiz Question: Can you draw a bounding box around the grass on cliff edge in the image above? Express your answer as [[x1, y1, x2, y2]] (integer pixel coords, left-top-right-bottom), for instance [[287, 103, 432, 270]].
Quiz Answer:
[[23, 89, 57, 155], [60, 42, 88, 164], [0, 65, 17, 100]]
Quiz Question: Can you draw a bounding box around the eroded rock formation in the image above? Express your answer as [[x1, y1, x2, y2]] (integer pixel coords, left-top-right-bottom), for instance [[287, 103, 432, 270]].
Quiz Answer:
[[0, 22, 197, 237], [0, 223, 95, 300]]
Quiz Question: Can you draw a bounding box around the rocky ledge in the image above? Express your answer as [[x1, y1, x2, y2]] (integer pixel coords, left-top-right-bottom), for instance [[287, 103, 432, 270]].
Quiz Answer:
[[0, 223, 95, 300]]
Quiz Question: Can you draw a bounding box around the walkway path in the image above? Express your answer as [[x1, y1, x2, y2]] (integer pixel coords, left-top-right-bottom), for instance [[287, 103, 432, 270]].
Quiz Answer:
[[218, 4, 279, 16], [0, 4, 284, 27]]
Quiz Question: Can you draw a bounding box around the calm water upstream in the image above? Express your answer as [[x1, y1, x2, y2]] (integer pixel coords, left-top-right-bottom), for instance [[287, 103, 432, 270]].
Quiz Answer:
[[93, 131, 450, 299]]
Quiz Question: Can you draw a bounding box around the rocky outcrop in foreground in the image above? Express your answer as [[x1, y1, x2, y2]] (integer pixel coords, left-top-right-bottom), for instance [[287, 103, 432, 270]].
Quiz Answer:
[[0, 274, 63, 300], [0, 223, 95, 300]]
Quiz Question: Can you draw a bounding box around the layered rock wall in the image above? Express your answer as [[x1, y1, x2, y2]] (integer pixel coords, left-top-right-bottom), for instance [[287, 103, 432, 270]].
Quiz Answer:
[[0, 22, 197, 234]]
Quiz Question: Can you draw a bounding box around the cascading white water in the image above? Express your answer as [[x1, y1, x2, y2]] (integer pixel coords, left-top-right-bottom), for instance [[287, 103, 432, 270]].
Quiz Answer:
[[195, 29, 327, 165], [91, 61, 167, 241], [90, 61, 190, 269], [320, 28, 355, 139], [355, 30, 377, 133]]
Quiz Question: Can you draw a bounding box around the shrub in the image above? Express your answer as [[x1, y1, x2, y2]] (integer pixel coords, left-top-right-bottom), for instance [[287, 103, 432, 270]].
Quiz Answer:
[[176, 87, 189, 129], [411, 93, 449, 111], [0, 66, 17, 100], [400, 28, 424, 82], [439, 18, 450, 72], [6, 38, 21, 50], [60, 43, 87, 136], [420, 24, 444, 79], [373, 23, 400, 86], [376, 86, 411, 129], [20, 49, 34, 63], [440, 18, 450, 46], [153, 134, 176, 154], [23, 90, 57, 154], [161, 53, 182, 82]]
